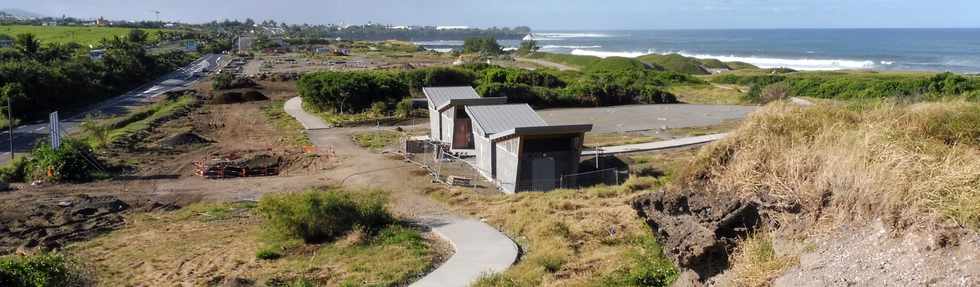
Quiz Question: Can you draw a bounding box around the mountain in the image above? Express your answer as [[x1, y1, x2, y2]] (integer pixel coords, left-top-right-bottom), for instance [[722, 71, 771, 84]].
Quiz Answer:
[[0, 8, 47, 19]]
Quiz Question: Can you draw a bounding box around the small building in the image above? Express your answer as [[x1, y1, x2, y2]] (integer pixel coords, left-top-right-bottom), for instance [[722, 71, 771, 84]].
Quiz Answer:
[[466, 104, 592, 193], [423, 86, 506, 150], [89, 49, 105, 61]]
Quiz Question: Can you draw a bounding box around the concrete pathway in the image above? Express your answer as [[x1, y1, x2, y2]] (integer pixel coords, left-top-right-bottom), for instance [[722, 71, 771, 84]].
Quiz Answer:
[[284, 97, 332, 130], [584, 133, 728, 156], [283, 97, 518, 287]]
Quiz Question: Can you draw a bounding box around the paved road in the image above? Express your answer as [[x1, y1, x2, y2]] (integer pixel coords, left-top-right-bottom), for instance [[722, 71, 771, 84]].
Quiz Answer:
[[583, 133, 728, 156], [0, 54, 223, 164], [538, 104, 757, 133], [283, 97, 518, 287]]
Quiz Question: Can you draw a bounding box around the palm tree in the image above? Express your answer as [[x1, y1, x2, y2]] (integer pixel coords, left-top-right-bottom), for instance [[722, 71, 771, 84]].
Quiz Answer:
[[14, 33, 40, 58]]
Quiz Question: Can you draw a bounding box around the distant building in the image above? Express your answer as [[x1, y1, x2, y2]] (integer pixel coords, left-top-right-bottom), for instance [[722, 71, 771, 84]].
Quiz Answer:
[[436, 26, 470, 30], [466, 104, 592, 193], [95, 17, 108, 26], [423, 86, 507, 150]]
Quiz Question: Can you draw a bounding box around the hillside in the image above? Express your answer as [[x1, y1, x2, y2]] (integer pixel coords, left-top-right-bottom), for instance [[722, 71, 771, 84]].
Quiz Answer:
[[637, 53, 711, 75], [0, 25, 162, 45], [634, 100, 980, 285]]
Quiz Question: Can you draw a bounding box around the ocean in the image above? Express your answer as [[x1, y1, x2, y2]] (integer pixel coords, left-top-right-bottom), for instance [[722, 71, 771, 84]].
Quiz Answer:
[[416, 29, 980, 73]]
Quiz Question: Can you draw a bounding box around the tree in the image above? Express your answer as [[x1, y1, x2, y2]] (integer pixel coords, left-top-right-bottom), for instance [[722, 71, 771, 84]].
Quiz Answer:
[[463, 36, 502, 55], [14, 33, 40, 58], [518, 39, 539, 55], [127, 29, 148, 44]]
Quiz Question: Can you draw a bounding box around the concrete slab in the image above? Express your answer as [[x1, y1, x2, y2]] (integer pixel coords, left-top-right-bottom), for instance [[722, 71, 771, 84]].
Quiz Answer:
[[584, 133, 728, 156], [539, 104, 756, 133]]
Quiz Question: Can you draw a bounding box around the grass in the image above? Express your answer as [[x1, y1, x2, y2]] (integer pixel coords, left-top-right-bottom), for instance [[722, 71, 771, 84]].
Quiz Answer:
[[729, 233, 799, 287], [426, 149, 695, 286], [262, 100, 312, 147], [526, 52, 602, 69], [680, 100, 980, 231], [352, 130, 401, 151], [69, 190, 437, 286], [77, 94, 198, 148], [0, 25, 162, 46], [668, 83, 748, 105]]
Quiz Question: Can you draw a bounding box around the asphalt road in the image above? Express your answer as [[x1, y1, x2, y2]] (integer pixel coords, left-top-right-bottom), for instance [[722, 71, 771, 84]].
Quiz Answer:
[[0, 53, 224, 165]]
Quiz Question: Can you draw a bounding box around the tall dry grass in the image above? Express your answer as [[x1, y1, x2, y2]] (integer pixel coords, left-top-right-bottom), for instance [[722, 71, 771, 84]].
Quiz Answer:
[[679, 100, 980, 230]]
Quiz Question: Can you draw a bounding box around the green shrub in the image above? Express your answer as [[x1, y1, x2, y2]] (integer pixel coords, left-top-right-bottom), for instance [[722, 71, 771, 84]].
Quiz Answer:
[[0, 156, 29, 183], [255, 248, 283, 260], [0, 252, 90, 287], [257, 187, 393, 243], [26, 139, 102, 182], [394, 98, 414, 118], [598, 237, 678, 287]]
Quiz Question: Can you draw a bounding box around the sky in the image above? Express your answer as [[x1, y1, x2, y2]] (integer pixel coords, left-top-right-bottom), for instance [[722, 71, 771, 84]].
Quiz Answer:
[[7, 0, 980, 30]]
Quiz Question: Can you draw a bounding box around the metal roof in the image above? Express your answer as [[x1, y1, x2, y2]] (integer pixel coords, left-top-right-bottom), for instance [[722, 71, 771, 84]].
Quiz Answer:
[[489, 124, 594, 142], [436, 97, 508, 111], [423, 86, 480, 107], [466, 104, 548, 136]]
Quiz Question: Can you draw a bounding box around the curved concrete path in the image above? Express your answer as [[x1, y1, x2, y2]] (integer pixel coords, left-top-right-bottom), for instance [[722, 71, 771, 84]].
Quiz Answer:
[[283, 97, 519, 287]]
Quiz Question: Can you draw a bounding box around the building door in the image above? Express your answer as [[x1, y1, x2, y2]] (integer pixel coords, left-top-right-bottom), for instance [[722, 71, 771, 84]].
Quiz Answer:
[[453, 120, 473, 149], [530, 156, 557, 191]]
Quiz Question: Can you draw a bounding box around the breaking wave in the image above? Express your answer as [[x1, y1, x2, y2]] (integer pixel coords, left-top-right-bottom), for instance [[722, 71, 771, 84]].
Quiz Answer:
[[412, 40, 464, 46], [570, 49, 877, 71], [540, 45, 603, 50]]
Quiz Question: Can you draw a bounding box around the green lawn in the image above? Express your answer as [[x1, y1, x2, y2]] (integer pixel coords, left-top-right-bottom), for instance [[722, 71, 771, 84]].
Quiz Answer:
[[0, 25, 162, 46]]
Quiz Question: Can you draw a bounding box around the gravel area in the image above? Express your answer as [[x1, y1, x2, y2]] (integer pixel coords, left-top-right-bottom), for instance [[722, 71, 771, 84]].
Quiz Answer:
[[538, 104, 758, 133]]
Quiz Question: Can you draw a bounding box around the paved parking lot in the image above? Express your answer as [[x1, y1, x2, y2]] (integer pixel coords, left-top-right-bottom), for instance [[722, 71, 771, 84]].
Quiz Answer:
[[538, 104, 758, 133]]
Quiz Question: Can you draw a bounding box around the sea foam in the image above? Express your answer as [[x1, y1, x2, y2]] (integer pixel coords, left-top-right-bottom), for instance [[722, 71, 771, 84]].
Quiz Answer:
[[570, 49, 876, 71]]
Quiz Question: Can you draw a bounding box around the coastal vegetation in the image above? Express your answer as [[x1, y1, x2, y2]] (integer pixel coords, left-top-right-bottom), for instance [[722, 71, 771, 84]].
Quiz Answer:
[[463, 36, 503, 55], [712, 70, 980, 103], [298, 59, 703, 115], [0, 252, 91, 287], [0, 31, 195, 124]]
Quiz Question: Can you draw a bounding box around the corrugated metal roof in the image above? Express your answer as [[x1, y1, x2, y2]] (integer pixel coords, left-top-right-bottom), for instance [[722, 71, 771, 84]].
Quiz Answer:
[[423, 86, 480, 107], [466, 104, 548, 136]]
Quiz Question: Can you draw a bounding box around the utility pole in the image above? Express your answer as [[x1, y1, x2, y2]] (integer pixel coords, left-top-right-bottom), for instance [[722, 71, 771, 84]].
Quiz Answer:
[[7, 95, 13, 161]]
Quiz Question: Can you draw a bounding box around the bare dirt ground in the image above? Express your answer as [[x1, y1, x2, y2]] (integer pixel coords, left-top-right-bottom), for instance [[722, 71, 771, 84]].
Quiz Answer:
[[0, 79, 457, 285]]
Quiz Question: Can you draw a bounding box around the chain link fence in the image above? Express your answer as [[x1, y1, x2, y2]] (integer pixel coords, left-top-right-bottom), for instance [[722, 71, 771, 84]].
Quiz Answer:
[[402, 137, 495, 192], [559, 168, 625, 189]]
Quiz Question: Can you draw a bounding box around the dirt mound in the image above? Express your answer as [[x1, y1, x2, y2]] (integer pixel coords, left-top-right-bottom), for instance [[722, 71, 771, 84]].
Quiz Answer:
[[0, 195, 130, 254], [211, 89, 268, 105], [632, 188, 762, 282], [160, 131, 212, 147]]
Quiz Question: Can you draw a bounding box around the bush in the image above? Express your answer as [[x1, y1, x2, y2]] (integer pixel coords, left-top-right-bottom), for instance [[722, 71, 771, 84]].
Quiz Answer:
[[26, 139, 102, 182], [255, 248, 283, 260], [298, 70, 408, 113], [394, 98, 414, 118], [0, 156, 29, 183], [257, 188, 393, 243], [760, 82, 793, 103], [212, 73, 256, 90], [0, 252, 90, 287], [463, 36, 503, 55]]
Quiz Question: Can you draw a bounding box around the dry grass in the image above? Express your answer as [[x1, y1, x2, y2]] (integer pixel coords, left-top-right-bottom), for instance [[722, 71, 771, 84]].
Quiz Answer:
[[68, 200, 439, 286], [729, 233, 799, 287], [680, 100, 980, 230], [668, 84, 748, 105]]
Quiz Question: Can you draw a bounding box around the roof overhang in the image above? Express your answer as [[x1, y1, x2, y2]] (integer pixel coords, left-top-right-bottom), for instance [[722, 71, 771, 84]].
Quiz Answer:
[[436, 97, 508, 112], [489, 124, 593, 142]]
